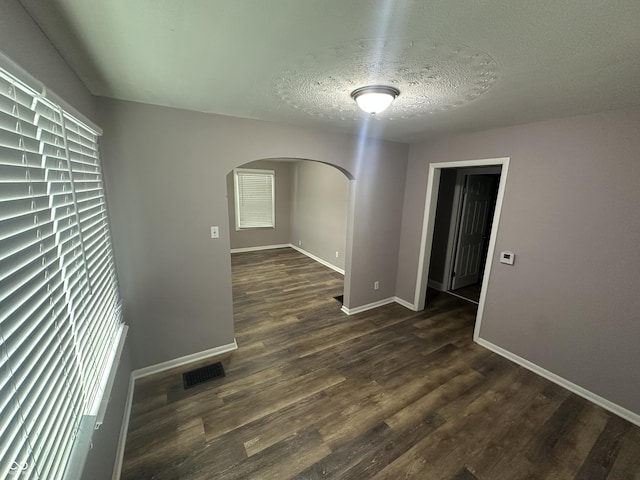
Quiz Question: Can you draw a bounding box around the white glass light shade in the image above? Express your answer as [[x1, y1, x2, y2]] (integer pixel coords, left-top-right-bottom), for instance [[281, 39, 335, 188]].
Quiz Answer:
[[351, 86, 400, 114]]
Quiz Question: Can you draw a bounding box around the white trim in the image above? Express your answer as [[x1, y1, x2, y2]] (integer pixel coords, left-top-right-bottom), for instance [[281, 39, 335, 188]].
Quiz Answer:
[[413, 157, 510, 343], [476, 338, 640, 427], [111, 374, 135, 480], [132, 340, 238, 380], [229, 244, 346, 275], [234, 168, 275, 230], [443, 170, 465, 291], [473, 159, 509, 340], [290, 244, 345, 275], [341, 297, 395, 315], [427, 279, 445, 291], [95, 326, 128, 425], [341, 296, 418, 315], [64, 415, 96, 480], [230, 244, 290, 253], [414, 167, 441, 308], [393, 296, 418, 311]]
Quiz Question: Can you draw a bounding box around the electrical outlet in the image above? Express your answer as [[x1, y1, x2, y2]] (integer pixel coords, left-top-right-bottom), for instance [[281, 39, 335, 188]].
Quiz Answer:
[[374, 281, 379, 290], [335, 251, 339, 258], [298, 240, 302, 246]]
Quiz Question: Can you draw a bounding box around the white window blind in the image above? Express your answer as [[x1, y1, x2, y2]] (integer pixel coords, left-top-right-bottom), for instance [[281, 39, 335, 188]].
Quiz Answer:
[[0, 62, 123, 480], [234, 169, 275, 229]]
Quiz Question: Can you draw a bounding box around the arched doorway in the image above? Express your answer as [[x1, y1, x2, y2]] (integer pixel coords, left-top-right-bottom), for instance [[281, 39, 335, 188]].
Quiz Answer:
[[225, 158, 355, 328]]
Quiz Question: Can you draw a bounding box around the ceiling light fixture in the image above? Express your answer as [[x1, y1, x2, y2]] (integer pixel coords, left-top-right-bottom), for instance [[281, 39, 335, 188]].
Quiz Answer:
[[350, 85, 400, 114]]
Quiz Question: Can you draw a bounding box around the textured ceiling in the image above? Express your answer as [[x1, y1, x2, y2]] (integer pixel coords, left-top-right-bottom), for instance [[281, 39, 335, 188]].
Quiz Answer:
[[273, 39, 499, 121], [18, 0, 640, 142]]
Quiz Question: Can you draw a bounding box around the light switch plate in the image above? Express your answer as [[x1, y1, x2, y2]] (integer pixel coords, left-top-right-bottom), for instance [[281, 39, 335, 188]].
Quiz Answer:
[[210, 226, 219, 239], [500, 251, 515, 265]]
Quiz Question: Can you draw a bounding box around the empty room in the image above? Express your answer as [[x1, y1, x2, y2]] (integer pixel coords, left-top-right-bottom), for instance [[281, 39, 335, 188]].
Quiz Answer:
[[1, 1, 639, 479]]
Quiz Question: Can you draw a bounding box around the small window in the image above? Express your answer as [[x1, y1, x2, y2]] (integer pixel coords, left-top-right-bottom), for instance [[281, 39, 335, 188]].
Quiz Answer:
[[234, 168, 275, 229]]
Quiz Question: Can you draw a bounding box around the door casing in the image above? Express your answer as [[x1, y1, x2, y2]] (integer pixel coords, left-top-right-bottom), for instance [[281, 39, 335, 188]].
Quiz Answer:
[[413, 157, 510, 341]]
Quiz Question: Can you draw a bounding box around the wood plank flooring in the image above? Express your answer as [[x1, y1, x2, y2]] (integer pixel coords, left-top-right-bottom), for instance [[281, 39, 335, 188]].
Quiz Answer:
[[121, 247, 640, 479], [450, 283, 481, 304]]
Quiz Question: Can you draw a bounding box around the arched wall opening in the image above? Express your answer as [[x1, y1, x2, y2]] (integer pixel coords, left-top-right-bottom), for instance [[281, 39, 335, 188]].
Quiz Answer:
[[98, 97, 409, 370], [225, 157, 356, 319]]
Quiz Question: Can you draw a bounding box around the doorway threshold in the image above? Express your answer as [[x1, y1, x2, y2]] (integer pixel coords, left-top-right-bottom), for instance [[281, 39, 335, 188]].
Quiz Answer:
[[445, 290, 479, 305]]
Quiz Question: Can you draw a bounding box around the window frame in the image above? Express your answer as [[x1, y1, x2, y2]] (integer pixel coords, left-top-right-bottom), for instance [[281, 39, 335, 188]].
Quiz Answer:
[[0, 51, 125, 480], [233, 168, 276, 230]]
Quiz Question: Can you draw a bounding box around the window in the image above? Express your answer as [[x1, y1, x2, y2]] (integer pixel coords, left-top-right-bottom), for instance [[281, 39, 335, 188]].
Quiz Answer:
[[0, 58, 124, 479], [234, 168, 275, 229]]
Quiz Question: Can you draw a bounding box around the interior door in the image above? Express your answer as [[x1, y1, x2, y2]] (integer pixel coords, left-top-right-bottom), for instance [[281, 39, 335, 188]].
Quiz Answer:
[[451, 174, 496, 290]]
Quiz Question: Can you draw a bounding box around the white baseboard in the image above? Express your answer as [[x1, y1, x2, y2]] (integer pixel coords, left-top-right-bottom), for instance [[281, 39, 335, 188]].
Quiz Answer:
[[233, 245, 411, 314], [394, 296, 418, 311], [427, 279, 445, 291], [341, 296, 418, 315], [290, 244, 345, 275], [476, 338, 640, 428], [132, 339, 238, 380], [341, 297, 396, 315], [230, 244, 290, 253], [230, 243, 346, 276], [113, 339, 238, 479]]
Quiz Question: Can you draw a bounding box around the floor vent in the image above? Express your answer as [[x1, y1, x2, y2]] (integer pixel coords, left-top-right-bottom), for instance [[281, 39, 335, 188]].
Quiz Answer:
[[333, 295, 344, 305], [183, 362, 225, 389]]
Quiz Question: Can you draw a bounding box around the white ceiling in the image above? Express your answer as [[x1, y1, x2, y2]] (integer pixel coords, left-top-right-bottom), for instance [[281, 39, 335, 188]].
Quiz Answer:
[[19, 0, 640, 142]]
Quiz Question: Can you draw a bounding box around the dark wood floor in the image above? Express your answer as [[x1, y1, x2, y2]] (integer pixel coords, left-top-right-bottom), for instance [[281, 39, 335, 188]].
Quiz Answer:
[[450, 283, 482, 304], [122, 248, 640, 479]]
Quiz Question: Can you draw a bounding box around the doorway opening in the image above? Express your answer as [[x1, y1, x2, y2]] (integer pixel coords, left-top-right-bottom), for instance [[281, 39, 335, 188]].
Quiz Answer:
[[428, 166, 501, 304], [225, 158, 355, 326], [413, 157, 510, 341]]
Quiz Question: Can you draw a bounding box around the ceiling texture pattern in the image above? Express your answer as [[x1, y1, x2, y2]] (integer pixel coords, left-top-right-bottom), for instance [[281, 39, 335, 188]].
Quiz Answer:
[[273, 39, 499, 121], [18, 0, 640, 141]]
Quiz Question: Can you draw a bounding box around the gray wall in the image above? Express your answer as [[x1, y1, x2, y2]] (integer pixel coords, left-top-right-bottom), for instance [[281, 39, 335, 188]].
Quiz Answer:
[[0, 2, 132, 478], [0, 0, 96, 122], [227, 160, 293, 249], [97, 98, 409, 369], [396, 106, 640, 415], [291, 161, 349, 270]]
